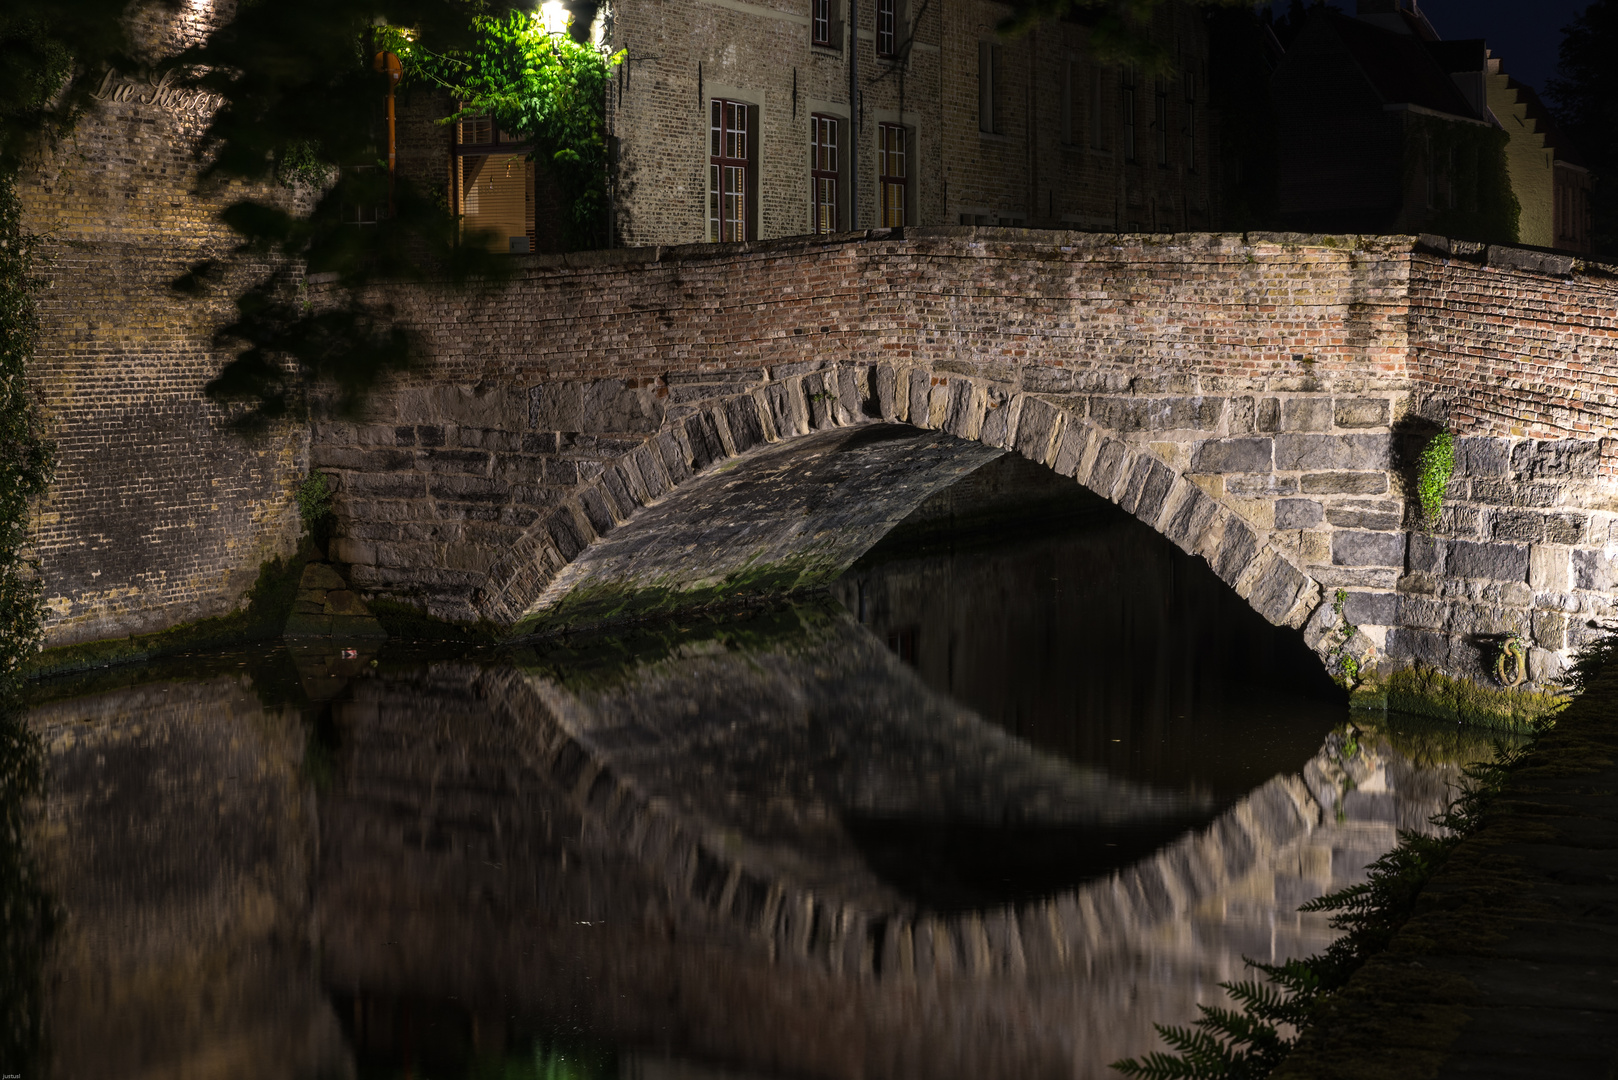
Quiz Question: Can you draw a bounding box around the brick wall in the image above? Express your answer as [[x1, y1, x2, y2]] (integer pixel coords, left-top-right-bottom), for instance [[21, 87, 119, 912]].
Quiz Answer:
[[18, 2, 306, 646]]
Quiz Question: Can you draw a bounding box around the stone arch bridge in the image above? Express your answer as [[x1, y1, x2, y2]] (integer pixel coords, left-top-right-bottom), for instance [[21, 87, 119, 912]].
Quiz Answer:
[[315, 228, 1618, 685]]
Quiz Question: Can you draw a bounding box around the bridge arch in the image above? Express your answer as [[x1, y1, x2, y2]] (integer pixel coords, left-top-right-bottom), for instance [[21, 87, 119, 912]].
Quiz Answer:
[[467, 361, 1336, 660]]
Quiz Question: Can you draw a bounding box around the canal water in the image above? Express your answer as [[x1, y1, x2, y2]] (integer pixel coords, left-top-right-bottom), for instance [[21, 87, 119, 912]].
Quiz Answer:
[[12, 456, 1503, 1079]]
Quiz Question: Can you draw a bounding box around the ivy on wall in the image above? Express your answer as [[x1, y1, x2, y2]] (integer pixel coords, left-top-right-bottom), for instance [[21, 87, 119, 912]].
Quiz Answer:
[[381, 11, 623, 251], [1405, 113, 1521, 246], [0, 170, 52, 1076], [0, 174, 53, 690]]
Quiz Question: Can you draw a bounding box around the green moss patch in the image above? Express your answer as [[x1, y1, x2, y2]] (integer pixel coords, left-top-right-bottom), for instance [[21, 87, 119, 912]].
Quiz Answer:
[[510, 553, 840, 638], [21, 549, 309, 681], [1350, 665, 1566, 733]]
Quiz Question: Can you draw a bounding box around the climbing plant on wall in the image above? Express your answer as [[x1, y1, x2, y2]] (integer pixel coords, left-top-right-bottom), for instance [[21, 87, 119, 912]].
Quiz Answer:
[[381, 11, 623, 251], [0, 174, 53, 689], [1404, 114, 1521, 246]]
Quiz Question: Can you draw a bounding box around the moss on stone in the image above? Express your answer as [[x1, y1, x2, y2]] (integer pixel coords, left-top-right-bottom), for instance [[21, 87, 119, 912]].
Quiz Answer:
[[511, 553, 839, 638], [510, 595, 846, 692], [21, 549, 310, 680], [1350, 664, 1566, 733]]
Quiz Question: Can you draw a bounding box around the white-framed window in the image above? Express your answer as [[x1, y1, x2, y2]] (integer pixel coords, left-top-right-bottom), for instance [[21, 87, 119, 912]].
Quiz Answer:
[[811, 113, 840, 233], [879, 122, 907, 226], [709, 99, 750, 241]]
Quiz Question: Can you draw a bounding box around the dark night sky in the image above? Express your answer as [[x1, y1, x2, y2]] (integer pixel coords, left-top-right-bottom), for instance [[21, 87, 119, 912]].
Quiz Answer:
[[1264, 1, 1593, 97]]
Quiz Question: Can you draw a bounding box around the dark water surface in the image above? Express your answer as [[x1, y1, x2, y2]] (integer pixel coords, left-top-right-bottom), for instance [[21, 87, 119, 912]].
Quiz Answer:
[[17, 458, 1502, 1080]]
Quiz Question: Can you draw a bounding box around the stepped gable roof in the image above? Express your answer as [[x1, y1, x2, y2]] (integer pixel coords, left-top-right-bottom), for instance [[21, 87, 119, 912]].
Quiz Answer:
[[1488, 71, 1587, 169], [1331, 12, 1483, 121]]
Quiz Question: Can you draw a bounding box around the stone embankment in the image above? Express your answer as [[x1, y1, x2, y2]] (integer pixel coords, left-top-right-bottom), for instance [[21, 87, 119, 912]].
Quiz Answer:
[[1274, 654, 1618, 1080]]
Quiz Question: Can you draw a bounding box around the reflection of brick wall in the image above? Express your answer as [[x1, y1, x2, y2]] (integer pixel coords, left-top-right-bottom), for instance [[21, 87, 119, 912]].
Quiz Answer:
[[18, 4, 305, 646]]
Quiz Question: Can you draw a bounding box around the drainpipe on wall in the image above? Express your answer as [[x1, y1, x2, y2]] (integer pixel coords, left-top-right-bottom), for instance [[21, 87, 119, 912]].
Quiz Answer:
[[849, 0, 860, 228]]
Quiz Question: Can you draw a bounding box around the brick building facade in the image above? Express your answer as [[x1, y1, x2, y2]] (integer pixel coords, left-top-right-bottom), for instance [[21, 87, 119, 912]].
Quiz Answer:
[[601, 0, 1215, 244]]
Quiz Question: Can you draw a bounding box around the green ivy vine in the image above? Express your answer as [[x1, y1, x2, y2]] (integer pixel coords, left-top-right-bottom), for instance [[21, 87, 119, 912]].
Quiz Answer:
[[380, 12, 624, 251], [1416, 429, 1456, 529], [0, 172, 54, 692], [0, 170, 53, 1074]]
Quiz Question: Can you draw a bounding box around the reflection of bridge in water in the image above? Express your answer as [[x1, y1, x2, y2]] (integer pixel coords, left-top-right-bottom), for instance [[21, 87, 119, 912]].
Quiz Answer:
[[31, 614, 1485, 1079]]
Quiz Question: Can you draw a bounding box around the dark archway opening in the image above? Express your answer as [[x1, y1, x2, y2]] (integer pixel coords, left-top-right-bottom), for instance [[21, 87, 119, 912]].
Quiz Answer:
[[833, 453, 1345, 911]]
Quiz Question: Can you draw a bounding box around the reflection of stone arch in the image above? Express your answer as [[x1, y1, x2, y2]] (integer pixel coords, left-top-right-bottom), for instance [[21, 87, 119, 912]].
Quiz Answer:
[[474, 361, 1333, 658]]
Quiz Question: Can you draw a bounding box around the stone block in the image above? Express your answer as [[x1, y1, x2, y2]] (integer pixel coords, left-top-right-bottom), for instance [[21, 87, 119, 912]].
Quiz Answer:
[[1326, 501, 1401, 530], [1530, 545, 1570, 591], [980, 392, 1014, 447], [1530, 648, 1565, 682], [762, 380, 808, 439], [1249, 556, 1308, 623], [724, 396, 766, 453], [578, 486, 617, 536], [1299, 471, 1388, 495], [1275, 498, 1323, 529], [1274, 434, 1390, 471], [1572, 548, 1610, 592], [1226, 476, 1295, 498], [1490, 510, 1544, 543], [1215, 518, 1259, 586], [1131, 457, 1177, 526], [1229, 396, 1256, 434], [1333, 398, 1390, 428], [544, 508, 588, 560], [1281, 397, 1333, 431], [1532, 609, 1568, 650], [1013, 396, 1063, 465], [653, 430, 693, 485], [1469, 479, 1562, 508], [1051, 421, 1092, 477], [1257, 397, 1280, 433], [1086, 438, 1129, 495], [1091, 395, 1223, 432], [906, 368, 932, 429], [1191, 437, 1273, 474], [1163, 487, 1218, 553], [1385, 627, 1451, 666], [683, 412, 725, 472], [1510, 438, 1600, 479], [1447, 540, 1530, 582], [1331, 530, 1406, 567], [1396, 594, 1448, 630], [1407, 532, 1441, 574], [1544, 512, 1588, 545], [874, 363, 902, 422], [1454, 437, 1510, 477], [943, 379, 982, 440], [1341, 591, 1397, 626]]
